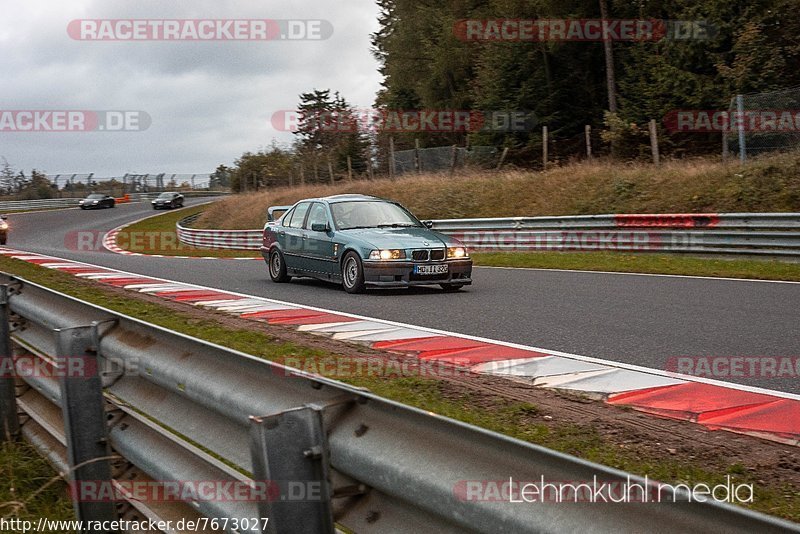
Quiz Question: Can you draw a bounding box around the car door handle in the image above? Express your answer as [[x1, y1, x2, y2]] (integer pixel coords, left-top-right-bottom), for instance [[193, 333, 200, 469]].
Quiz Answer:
[[277, 230, 285, 236], [301, 233, 308, 239]]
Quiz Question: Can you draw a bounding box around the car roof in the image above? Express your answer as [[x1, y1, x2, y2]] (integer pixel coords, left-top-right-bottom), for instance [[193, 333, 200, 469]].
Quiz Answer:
[[313, 194, 386, 204]]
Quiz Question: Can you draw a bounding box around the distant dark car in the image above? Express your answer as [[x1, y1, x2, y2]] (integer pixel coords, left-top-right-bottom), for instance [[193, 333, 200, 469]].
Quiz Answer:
[[79, 194, 115, 209], [262, 194, 473, 293], [0, 214, 7, 245], [151, 192, 185, 210]]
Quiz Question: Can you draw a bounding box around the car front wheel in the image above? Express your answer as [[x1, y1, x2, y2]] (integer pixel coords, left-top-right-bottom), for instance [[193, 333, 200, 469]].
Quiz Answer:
[[268, 248, 291, 283], [342, 252, 366, 294]]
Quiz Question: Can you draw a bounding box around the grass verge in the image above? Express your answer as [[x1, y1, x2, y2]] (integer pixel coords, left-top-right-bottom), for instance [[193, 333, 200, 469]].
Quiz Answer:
[[472, 251, 800, 281], [115, 204, 260, 258], [0, 440, 75, 529], [196, 151, 800, 230], [0, 254, 797, 521]]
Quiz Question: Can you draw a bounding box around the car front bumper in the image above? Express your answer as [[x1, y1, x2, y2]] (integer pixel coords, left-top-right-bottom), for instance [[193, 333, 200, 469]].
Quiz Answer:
[[362, 259, 473, 287]]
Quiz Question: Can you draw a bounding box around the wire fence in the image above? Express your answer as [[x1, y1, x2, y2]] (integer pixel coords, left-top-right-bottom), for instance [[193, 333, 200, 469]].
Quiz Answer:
[[393, 146, 501, 176], [726, 85, 800, 161], [45, 172, 215, 192]]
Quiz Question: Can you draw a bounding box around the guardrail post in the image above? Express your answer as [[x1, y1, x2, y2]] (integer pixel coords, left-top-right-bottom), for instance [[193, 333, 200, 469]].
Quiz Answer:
[[0, 285, 19, 442], [56, 324, 118, 530], [249, 406, 334, 534]]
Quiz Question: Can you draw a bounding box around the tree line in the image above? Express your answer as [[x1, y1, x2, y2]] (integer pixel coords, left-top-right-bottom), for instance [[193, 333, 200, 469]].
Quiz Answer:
[[218, 0, 800, 191]]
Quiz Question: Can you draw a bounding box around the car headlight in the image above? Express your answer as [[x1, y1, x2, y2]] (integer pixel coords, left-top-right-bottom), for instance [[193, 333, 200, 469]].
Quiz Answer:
[[0, 222, 8, 230], [369, 249, 405, 260], [447, 247, 468, 259]]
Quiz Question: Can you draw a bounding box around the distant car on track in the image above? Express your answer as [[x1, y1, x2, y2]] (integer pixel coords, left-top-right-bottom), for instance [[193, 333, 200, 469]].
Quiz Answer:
[[0, 215, 7, 245], [79, 194, 115, 209], [151, 192, 185, 210], [262, 194, 472, 293]]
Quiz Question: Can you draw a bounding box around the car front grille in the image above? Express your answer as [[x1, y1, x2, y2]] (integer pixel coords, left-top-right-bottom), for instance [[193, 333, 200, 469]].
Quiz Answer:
[[412, 250, 429, 261], [412, 249, 446, 262]]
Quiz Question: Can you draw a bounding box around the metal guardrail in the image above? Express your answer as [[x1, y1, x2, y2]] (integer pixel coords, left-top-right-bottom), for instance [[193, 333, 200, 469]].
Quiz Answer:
[[1, 274, 795, 533], [176, 212, 800, 257], [177, 214, 263, 250], [133, 191, 231, 202], [0, 198, 82, 211]]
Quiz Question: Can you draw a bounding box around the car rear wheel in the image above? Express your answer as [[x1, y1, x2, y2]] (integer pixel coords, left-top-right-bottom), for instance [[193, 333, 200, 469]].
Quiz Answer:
[[342, 252, 366, 294], [268, 248, 291, 283], [440, 283, 465, 292]]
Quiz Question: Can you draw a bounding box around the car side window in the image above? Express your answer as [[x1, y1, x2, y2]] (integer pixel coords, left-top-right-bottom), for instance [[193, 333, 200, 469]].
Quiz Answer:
[[288, 202, 311, 229], [281, 208, 295, 225], [305, 203, 329, 230]]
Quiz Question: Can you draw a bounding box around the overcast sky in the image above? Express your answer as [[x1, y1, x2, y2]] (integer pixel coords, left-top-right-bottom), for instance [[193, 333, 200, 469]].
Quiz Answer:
[[0, 0, 382, 177]]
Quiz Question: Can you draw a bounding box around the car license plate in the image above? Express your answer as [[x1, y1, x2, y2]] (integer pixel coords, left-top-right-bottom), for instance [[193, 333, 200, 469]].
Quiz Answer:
[[414, 264, 449, 275]]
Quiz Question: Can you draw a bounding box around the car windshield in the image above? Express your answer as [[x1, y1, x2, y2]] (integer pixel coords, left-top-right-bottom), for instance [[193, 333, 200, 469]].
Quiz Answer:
[[157, 193, 174, 199], [331, 201, 421, 230], [86, 194, 104, 199]]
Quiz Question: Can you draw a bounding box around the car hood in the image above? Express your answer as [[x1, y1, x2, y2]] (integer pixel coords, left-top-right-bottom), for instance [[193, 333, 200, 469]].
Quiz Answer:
[[339, 227, 453, 249]]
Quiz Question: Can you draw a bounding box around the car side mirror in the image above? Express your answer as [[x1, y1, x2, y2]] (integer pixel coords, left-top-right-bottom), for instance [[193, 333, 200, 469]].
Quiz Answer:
[[311, 223, 330, 232], [423, 220, 434, 229]]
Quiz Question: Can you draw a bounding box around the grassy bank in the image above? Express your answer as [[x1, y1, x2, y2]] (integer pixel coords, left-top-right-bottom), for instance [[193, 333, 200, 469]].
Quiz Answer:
[[197, 152, 800, 229], [115, 204, 260, 258], [0, 255, 798, 521]]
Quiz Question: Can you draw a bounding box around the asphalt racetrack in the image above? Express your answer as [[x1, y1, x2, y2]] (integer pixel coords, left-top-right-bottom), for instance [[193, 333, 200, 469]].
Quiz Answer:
[[6, 201, 800, 393]]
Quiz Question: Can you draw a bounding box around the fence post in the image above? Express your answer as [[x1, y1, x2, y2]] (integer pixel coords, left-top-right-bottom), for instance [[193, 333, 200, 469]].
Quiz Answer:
[[737, 94, 746, 163], [327, 156, 335, 185], [389, 137, 396, 180], [300, 164, 305, 186], [56, 324, 118, 527], [542, 126, 548, 169], [649, 119, 660, 166], [347, 156, 353, 181], [496, 147, 509, 171], [249, 407, 335, 534], [414, 139, 421, 174], [722, 111, 730, 163], [449, 145, 458, 177], [585, 125, 593, 160], [0, 284, 19, 442]]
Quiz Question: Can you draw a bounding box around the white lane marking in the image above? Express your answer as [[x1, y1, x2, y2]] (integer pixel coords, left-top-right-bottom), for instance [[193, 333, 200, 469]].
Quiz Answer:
[[7, 247, 800, 401], [474, 265, 800, 285]]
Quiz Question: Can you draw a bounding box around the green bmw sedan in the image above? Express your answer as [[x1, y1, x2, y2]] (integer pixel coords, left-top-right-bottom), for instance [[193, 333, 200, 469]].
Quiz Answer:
[[261, 194, 473, 293]]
